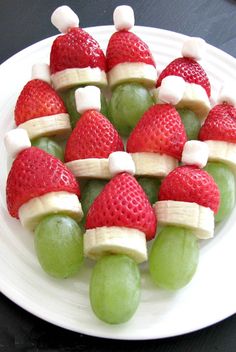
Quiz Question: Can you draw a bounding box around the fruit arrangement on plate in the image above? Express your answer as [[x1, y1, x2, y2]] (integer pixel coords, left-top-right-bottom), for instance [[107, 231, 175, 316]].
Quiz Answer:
[[4, 5, 236, 325]]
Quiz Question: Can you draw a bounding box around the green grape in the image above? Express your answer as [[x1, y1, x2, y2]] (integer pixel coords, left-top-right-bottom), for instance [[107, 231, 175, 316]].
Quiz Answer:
[[137, 177, 161, 204], [177, 108, 201, 140], [34, 215, 84, 278], [90, 254, 141, 324], [108, 83, 154, 136], [81, 179, 107, 219], [63, 87, 108, 128], [31, 137, 64, 161], [204, 162, 235, 222], [149, 226, 199, 290]]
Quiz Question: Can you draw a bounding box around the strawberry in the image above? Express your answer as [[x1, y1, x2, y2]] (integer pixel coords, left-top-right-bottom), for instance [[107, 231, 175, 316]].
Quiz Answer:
[[199, 103, 236, 142], [14, 79, 66, 125], [50, 27, 106, 74], [126, 104, 187, 160], [6, 147, 80, 218], [106, 30, 156, 71], [65, 110, 124, 162], [156, 57, 211, 97], [85, 172, 157, 240], [158, 165, 220, 213]]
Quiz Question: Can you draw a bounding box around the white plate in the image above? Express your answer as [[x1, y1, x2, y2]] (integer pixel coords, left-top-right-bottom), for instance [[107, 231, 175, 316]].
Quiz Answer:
[[0, 26, 236, 340]]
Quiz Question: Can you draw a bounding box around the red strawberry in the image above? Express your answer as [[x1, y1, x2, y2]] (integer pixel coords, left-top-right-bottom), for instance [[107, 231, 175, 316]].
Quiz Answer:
[[106, 30, 156, 72], [65, 110, 124, 162], [6, 147, 80, 218], [126, 104, 187, 160], [156, 57, 211, 97], [199, 103, 236, 143], [14, 79, 66, 126], [86, 173, 157, 240], [50, 27, 106, 74], [158, 165, 220, 213]]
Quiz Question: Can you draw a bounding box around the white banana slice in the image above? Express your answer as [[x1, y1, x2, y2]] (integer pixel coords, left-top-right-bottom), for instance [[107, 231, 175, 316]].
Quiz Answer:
[[65, 158, 112, 179], [51, 67, 107, 91], [205, 140, 236, 173], [84, 226, 147, 263], [18, 113, 71, 140], [154, 82, 211, 120], [108, 62, 157, 88], [19, 191, 83, 230], [154, 200, 214, 239], [130, 152, 178, 177]]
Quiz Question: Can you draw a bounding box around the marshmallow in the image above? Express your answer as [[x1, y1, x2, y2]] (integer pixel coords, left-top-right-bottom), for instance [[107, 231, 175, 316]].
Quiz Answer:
[[182, 37, 206, 61], [218, 83, 236, 107], [75, 86, 101, 114], [4, 129, 31, 159], [51, 5, 79, 33], [31, 63, 51, 84], [108, 152, 136, 176], [181, 140, 209, 168], [113, 5, 135, 31], [158, 75, 186, 105]]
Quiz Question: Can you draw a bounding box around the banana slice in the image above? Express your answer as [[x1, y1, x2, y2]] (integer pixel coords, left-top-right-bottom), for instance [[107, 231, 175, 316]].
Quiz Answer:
[[205, 140, 236, 173], [130, 152, 178, 177], [154, 83, 211, 120], [18, 113, 71, 140], [108, 62, 157, 88], [51, 67, 107, 91], [154, 200, 214, 239], [84, 226, 147, 263], [19, 191, 83, 230], [65, 158, 112, 179]]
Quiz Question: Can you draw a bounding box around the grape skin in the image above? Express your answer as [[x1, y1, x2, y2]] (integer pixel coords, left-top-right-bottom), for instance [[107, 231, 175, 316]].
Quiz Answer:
[[90, 254, 141, 324], [35, 215, 84, 278], [149, 226, 199, 290]]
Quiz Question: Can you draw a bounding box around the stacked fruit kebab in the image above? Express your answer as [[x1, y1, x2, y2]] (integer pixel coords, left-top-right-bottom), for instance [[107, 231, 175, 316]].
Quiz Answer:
[[50, 5, 108, 129], [13, 63, 72, 160], [4, 4, 236, 325]]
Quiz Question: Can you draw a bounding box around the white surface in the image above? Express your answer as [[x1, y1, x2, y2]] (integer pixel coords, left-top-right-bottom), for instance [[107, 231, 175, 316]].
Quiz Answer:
[[51, 5, 79, 33], [181, 140, 209, 168], [158, 75, 186, 105], [113, 5, 135, 31], [4, 128, 31, 159], [75, 86, 101, 114], [108, 151, 135, 176], [0, 26, 236, 340], [182, 37, 206, 60], [218, 83, 236, 106]]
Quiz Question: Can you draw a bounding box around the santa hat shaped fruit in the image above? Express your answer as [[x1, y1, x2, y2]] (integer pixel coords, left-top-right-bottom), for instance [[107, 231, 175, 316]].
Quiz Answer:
[[106, 5, 157, 88], [14, 63, 71, 140], [154, 140, 220, 239], [155, 37, 211, 120], [5, 138, 83, 231], [126, 103, 187, 177], [50, 6, 107, 91], [84, 172, 157, 263], [199, 84, 236, 173], [64, 86, 134, 179]]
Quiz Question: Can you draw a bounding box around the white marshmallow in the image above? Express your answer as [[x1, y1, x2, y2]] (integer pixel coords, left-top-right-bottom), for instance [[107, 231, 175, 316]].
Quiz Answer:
[[51, 6, 79, 33], [31, 64, 51, 84], [181, 140, 209, 168], [75, 86, 101, 114], [158, 75, 186, 105], [4, 129, 31, 159], [182, 37, 206, 61], [113, 5, 135, 31], [218, 83, 236, 107], [108, 152, 136, 176]]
